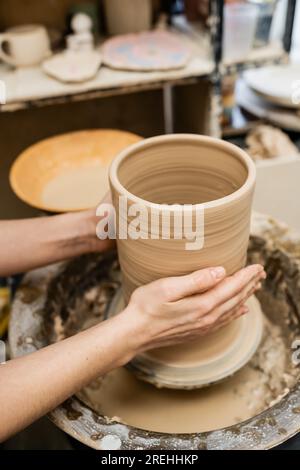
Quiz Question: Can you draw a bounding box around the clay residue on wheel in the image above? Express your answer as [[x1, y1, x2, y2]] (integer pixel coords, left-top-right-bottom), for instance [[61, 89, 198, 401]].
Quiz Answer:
[[43, 239, 300, 435], [76, 312, 299, 434]]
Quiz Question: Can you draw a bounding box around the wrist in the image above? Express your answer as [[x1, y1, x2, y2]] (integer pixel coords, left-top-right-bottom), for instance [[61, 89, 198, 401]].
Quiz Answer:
[[65, 209, 106, 254], [81, 209, 115, 254], [78, 209, 98, 253], [115, 305, 152, 357], [95, 313, 144, 368]]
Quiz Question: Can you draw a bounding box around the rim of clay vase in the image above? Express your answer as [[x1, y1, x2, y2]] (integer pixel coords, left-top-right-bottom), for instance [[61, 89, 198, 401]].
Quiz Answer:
[[109, 134, 256, 210]]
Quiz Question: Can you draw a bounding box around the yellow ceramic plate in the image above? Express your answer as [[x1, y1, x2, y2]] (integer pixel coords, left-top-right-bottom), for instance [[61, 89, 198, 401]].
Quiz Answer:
[[10, 129, 142, 213]]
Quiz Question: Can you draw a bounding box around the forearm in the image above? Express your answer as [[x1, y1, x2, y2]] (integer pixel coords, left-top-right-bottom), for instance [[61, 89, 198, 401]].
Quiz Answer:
[[0, 210, 105, 276], [0, 312, 140, 442]]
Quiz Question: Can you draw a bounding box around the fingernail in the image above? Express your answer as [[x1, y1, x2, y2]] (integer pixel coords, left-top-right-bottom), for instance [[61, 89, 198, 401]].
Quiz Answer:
[[256, 265, 264, 273], [211, 267, 226, 279], [255, 282, 262, 291]]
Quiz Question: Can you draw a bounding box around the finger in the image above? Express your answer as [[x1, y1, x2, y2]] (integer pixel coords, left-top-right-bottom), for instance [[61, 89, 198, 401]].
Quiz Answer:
[[197, 303, 249, 337], [147, 303, 250, 350], [148, 266, 227, 302], [204, 264, 265, 309], [218, 303, 250, 328], [152, 287, 253, 344], [212, 296, 251, 328], [156, 271, 263, 339], [201, 272, 263, 324], [158, 303, 249, 347], [208, 305, 249, 334], [180, 264, 264, 316], [178, 270, 264, 317]]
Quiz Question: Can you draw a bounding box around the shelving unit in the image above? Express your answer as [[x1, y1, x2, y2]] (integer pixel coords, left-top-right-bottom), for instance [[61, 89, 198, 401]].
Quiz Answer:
[[0, 28, 214, 112], [222, 41, 287, 74], [0, 0, 297, 133], [213, 0, 297, 137]]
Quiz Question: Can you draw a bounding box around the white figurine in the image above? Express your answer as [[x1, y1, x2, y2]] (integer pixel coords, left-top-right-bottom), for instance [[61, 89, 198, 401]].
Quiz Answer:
[[66, 13, 94, 52]]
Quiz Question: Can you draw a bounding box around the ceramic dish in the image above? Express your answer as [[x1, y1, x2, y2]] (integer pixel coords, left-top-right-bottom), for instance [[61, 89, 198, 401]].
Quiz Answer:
[[42, 50, 102, 83], [102, 30, 192, 71], [236, 79, 300, 131], [244, 65, 300, 109], [10, 129, 142, 213]]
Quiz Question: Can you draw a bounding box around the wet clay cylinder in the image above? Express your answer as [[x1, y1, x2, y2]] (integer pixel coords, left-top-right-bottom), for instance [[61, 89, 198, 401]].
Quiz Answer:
[[109, 134, 256, 303]]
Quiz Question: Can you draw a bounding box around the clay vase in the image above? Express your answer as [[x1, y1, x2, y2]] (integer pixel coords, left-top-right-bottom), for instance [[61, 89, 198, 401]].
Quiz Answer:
[[104, 0, 152, 36], [109, 134, 259, 389], [109, 134, 256, 303]]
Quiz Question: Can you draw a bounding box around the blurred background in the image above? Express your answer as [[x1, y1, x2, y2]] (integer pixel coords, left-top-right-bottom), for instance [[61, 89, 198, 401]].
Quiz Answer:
[[0, 0, 299, 218]]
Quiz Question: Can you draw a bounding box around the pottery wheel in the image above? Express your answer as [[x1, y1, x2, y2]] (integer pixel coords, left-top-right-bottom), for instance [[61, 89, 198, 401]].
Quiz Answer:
[[107, 289, 264, 390]]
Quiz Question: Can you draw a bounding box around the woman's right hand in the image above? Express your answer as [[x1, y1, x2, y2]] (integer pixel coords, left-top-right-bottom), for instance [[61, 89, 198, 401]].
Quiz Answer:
[[120, 264, 266, 356]]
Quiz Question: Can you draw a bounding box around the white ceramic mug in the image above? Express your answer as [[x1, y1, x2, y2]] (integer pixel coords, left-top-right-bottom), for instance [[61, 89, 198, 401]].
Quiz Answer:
[[0, 25, 51, 67]]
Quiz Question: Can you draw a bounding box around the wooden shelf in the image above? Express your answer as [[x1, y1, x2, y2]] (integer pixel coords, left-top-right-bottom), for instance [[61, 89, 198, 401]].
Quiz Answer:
[[0, 15, 288, 114], [221, 42, 287, 75], [0, 30, 214, 112]]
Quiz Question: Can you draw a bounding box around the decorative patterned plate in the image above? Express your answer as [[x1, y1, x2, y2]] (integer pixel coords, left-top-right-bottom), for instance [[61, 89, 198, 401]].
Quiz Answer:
[[102, 30, 192, 71], [42, 50, 102, 83]]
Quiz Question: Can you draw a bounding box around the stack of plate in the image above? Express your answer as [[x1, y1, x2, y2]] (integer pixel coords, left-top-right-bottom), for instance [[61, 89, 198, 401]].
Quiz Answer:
[[237, 64, 300, 131]]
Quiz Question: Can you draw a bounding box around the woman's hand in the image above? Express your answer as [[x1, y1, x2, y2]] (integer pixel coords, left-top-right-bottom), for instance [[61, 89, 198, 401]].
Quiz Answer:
[[120, 264, 266, 354]]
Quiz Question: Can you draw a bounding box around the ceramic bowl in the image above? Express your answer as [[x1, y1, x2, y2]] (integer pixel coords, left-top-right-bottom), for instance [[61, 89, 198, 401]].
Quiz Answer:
[[10, 129, 142, 213]]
